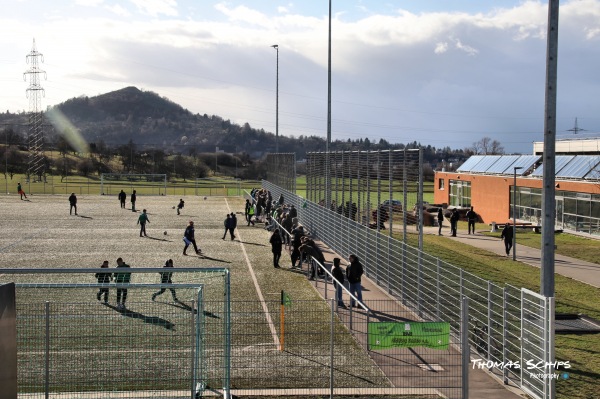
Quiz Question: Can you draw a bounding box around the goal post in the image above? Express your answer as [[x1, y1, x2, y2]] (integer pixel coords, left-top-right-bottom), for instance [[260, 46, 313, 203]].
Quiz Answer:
[[2, 267, 231, 399], [100, 173, 167, 196]]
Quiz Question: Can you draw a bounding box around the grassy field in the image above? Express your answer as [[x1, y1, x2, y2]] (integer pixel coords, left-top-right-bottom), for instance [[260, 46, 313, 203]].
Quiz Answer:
[[402, 225, 600, 399], [0, 194, 388, 395]]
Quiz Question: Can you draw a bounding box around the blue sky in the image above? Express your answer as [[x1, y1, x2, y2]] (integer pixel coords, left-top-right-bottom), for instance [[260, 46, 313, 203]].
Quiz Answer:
[[1, 0, 599, 153]]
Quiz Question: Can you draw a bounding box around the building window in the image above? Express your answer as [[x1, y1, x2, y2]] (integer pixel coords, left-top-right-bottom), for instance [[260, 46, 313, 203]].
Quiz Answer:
[[439, 178, 445, 190], [449, 180, 471, 208], [510, 187, 600, 235]]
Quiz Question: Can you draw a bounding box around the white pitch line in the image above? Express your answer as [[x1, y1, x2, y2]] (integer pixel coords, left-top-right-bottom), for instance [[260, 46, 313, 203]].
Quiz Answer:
[[224, 198, 280, 349]]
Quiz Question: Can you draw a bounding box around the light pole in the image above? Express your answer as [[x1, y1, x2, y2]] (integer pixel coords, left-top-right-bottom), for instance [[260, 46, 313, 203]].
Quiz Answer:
[[513, 166, 523, 261], [271, 44, 279, 153]]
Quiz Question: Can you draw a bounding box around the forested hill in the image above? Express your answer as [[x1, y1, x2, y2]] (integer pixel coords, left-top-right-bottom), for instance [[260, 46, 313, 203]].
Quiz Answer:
[[0, 86, 468, 164]]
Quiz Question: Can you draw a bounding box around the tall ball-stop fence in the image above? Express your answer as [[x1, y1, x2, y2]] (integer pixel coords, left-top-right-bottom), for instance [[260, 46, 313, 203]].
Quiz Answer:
[[265, 153, 296, 194], [262, 148, 555, 399]]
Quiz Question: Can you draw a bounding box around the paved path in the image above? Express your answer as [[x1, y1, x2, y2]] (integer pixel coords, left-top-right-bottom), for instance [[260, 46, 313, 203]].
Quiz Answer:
[[428, 225, 600, 288], [306, 241, 526, 399]]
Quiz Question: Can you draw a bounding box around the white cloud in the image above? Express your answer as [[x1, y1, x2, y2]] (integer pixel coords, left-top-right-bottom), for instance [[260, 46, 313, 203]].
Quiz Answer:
[[105, 4, 130, 17], [75, 0, 105, 6], [434, 42, 448, 54], [129, 0, 178, 17], [454, 38, 479, 56]]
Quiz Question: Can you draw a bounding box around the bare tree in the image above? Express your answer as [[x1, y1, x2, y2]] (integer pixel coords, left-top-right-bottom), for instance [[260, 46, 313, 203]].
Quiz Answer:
[[470, 137, 504, 155]]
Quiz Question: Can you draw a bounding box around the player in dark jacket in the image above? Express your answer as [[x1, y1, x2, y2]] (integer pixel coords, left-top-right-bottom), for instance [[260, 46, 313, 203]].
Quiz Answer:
[[346, 254, 364, 308], [152, 259, 178, 301], [118, 190, 126, 208], [269, 229, 283, 268], [183, 221, 201, 255], [69, 193, 78, 215], [95, 260, 112, 303], [114, 257, 131, 310]]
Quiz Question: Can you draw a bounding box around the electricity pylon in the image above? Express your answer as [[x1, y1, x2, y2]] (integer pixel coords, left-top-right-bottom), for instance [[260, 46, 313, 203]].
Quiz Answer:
[[23, 38, 47, 182]]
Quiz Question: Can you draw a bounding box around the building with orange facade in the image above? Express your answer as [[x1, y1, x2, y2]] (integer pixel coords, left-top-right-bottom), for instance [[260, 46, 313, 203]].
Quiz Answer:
[[434, 143, 600, 236]]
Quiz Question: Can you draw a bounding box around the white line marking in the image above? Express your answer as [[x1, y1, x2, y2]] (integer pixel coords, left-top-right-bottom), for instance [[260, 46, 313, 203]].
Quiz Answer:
[[224, 198, 280, 349]]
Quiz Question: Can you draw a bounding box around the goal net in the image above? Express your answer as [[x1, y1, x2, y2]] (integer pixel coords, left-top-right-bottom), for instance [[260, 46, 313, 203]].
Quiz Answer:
[[3, 267, 231, 399], [100, 174, 167, 196]]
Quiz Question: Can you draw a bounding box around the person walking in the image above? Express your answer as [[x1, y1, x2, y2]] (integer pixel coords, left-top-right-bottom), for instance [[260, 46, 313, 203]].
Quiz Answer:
[[95, 260, 112, 303], [69, 193, 78, 215], [450, 208, 459, 237], [501, 222, 514, 257], [346, 254, 364, 308], [228, 212, 237, 240], [138, 209, 150, 237], [152, 259, 178, 302], [17, 182, 27, 200], [118, 190, 126, 209], [176, 199, 185, 215], [331, 257, 346, 308], [183, 220, 201, 255], [114, 257, 131, 311], [437, 208, 444, 236], [466, 206, 477, 234], [130, 190, 137, 212], [269, 229, 282, 268], [222, 214, 231, 240]]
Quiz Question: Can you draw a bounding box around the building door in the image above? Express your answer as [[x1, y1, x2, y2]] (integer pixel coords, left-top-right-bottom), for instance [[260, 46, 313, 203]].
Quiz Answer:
[[556, 198, 564, 229]]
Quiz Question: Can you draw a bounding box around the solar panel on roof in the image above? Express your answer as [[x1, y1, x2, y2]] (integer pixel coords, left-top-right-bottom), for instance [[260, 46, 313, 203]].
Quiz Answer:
[[457, 155, 486, 172], [470, 155, 502, 172], [531, 155, 575, 177], [486, 155, 520, 174], [558, 156, 600, 179], [508, 155, 542, 174]]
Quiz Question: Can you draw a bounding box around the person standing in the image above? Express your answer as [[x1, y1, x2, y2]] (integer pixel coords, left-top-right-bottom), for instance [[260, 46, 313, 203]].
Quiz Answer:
[[114, 257, 131, 310], [501, 222, 514, 257], [269, 229, 282, 268], [130, 190, 137, 212], [278, 194, 284, 207], [450, 208, 459, 237], [290, 223, 305, 268], [331, 258, 346, 308], [95, 260, 112, 303], [152, 259, 178, 302], [138, 209, 150, 237], [437, 208, 444, 236], [177, 199, 185, 215], [69, 193, 78, 215], [118, 190, 126, 209], [247, 203, 255, 226], [222, 214, 231, 240], [183, 221, 201, 255], [17, 182, 27, 200], [244, 199, 252, 224], [229, 212, 237, 240], [466, 206, 477, 234], [346, 254, 364, 308]]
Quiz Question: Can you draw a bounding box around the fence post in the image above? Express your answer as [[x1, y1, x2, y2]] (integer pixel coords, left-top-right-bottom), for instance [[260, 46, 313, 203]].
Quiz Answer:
[[418, 248, 422, 318], [190, 299, 196, 399], [461, 296, 470, 399], [45, 301, 50, 399], [487, 281, 492, 361], [436, 259, 441, 320], [502, 288, 508, 384], [330, 298, 335, 399], [548, 296, 556, 399]]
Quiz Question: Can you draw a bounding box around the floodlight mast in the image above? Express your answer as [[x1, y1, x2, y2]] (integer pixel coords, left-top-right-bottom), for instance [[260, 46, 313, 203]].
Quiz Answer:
[[271, 45, 279, 154]]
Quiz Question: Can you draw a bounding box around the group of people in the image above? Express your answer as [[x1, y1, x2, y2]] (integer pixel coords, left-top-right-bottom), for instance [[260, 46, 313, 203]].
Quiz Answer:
[[95, 257, 178, 310], [222, 213, 237, 240], [437, 206, 479, 237], [118, 189, 137, 212]]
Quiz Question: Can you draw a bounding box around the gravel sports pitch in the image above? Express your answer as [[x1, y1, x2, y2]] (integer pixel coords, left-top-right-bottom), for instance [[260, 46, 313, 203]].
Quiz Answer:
[[0, 193, 389, 394]]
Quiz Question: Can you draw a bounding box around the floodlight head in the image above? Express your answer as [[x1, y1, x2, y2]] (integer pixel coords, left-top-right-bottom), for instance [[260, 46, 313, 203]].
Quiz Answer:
[[271, 44, 278, 49]]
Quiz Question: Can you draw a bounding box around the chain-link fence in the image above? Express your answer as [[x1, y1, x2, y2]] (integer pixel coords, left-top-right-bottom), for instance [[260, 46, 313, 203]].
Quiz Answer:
[[305, 149, 423, 243], [265, 153, 296, 193], [263, 180, 555, 399]]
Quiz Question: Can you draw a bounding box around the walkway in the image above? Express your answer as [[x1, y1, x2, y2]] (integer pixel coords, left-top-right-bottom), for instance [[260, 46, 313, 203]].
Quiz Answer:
[[306, 242, 526, 399], [427, 225, 600, 288]]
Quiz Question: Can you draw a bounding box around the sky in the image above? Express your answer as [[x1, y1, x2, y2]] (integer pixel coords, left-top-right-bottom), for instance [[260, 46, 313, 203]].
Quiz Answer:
[[1, 0, 599, 154]]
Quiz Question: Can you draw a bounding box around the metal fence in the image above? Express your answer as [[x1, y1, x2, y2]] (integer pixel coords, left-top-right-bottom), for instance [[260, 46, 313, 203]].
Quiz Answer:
[[262, 180, 555, 399], [265, 153, 296, 193]]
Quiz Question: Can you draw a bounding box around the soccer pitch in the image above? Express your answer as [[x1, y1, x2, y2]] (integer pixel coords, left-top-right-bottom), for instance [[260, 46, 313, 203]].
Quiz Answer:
[[0, 194, 390, 395]]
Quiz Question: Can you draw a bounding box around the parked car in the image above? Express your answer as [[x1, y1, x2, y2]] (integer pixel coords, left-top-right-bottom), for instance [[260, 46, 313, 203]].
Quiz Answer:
[[381, 199, 402, 212]]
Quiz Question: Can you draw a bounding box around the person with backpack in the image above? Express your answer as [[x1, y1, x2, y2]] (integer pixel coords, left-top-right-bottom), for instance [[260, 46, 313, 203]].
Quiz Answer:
[[331, 258, 346, 308], [346, 254, 364, 308]]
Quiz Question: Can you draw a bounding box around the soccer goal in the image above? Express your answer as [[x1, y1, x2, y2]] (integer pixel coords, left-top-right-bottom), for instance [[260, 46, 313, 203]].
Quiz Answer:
[[3, 267, 231, 399], [100, 173, 167, 196]]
